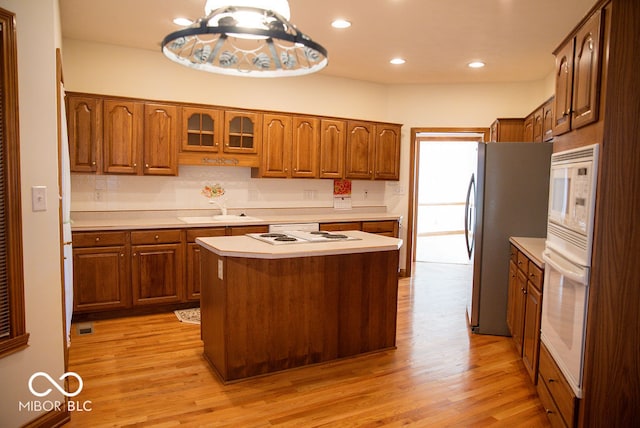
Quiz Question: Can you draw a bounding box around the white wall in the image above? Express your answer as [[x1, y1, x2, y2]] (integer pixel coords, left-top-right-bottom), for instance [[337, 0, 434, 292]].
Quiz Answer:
[[0, 0, 67, 427]]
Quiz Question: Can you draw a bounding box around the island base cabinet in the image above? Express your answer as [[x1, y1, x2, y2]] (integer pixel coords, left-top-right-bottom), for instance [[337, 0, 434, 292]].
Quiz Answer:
[[200, 249, 399, 382]]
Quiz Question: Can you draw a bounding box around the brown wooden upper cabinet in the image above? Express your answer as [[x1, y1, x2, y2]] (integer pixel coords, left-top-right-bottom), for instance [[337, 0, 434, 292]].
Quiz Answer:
[[68, 93, 179, 176], [258, 113, 293, 178], [102, 99, 144, 175], [67, 95, 102, 173], [319, 119, 346, 179], [532, 108, 544, 142], [542, 98, 554, 142], [67, 92, 402, 180], [224, 110, 261, 154], [181, 106, 223, 153], [255, 114, 320, 178], [373, 124, 401, 180], [143, 103, 179, 176], [345, 121, 401, 181], [291, 116, 320, 178], [553, 9, 603, 136], [489, 118, 524, 142], [523, 115, 535, 142], [345, 121, 375, 179]]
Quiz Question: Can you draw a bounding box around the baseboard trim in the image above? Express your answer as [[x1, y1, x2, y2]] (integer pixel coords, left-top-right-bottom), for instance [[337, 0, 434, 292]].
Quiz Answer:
[[21, 408, 70, 428]]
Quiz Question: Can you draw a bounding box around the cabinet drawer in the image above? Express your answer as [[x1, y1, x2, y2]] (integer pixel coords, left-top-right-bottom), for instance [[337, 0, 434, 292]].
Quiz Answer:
[[227, 225, 269, 236], [362, 220, 398, 235], [538, 343, 577, 428], [320, 222, 361, 232], [510, 245, 518, 264], [186, 227, 226, 242], [537, 380, 568, 428], [528, 261, 543, 290], [73, 231, 127, 248], [131, 229, 183, 245], [516, 250, 529, 275]]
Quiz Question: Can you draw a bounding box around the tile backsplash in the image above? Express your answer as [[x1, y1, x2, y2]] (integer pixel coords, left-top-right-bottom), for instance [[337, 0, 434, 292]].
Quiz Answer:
[[71, 166, 386, 212]]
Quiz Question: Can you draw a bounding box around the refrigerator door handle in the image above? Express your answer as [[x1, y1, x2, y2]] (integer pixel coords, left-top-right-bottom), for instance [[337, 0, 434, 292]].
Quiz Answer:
[[465, 173, 475, 259]]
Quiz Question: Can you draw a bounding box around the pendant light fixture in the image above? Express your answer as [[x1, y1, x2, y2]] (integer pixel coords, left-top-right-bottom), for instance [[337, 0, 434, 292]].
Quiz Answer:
[[162, 0, 328, 77]]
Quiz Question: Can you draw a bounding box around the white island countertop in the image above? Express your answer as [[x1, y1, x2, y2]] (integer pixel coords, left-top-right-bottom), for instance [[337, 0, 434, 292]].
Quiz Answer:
[[196, 230, 403, 259]]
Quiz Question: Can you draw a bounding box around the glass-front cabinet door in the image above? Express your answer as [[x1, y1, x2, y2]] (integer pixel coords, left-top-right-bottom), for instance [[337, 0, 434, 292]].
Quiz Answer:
[[181, 107, 222, 152], [224, 110, 261, 154]]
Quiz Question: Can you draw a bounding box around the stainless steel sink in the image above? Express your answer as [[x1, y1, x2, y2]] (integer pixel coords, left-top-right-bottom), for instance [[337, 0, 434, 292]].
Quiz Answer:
[[178, 215, 262, 224]]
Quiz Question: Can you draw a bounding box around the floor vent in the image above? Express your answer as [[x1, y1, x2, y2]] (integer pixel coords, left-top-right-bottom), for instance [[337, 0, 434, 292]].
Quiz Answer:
[[76, 322, 94, 335]]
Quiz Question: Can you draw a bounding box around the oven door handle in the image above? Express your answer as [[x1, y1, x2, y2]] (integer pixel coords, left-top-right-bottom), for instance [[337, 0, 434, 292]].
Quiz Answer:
[[542, 250, 589, 285]]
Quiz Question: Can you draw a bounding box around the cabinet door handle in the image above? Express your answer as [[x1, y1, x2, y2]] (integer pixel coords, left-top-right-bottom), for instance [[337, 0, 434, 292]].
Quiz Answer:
[[133, 163, 137, 167], [145, 164, 149, 168], [120, 253, 124, 257], [548, 378, 555, 383], [95, 237, 100, 242], [155, 235, 160, 240], [133, 252, 137, 257]]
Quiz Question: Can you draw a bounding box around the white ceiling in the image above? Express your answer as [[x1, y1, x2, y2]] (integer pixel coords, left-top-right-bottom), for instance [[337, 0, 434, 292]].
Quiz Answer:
[[59, 0, 596, 85]]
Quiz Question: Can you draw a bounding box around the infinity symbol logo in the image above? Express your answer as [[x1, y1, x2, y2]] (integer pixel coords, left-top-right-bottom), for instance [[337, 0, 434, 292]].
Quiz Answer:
[[28, 372, 84, 398]]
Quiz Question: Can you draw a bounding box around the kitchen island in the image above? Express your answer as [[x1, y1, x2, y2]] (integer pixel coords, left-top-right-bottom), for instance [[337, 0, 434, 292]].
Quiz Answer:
[[196, 230, 402, 382]]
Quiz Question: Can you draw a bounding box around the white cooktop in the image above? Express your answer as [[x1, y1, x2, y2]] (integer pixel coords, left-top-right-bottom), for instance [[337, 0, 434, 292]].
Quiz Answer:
[[247, 230, 361, 245]]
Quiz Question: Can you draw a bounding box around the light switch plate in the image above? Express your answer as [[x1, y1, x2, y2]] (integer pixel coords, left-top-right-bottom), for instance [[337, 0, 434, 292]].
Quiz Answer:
[[31, 186, 47, 212]]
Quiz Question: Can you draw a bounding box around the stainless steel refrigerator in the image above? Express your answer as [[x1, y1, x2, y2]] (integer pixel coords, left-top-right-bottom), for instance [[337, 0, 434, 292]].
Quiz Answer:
[[464, 142, 552, 335]]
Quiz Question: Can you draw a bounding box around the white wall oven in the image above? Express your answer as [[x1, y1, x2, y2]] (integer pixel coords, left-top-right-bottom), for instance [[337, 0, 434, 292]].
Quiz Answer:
[[541, 143, 599, 399]]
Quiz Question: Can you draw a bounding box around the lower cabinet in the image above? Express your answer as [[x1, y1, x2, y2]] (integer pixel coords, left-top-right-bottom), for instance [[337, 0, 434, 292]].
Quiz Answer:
[[131, 230, 185, 306], [72, 229, 187, 315], [320, 221, 362, 232], [506, 243, 544, 383], [72, 220, 399, 317], [186, 228, 226, 301], [72, 231, 130, 313], [537, 343, 579, 428], [320, 220, 399, 237]]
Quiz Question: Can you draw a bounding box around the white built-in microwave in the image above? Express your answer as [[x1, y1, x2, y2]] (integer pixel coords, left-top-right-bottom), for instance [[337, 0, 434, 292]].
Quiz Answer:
[[546, 144, 599, 266]]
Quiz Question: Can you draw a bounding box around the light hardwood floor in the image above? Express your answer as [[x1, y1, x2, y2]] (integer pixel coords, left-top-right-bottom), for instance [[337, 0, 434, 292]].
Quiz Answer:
[[65, 262, 550, 427]]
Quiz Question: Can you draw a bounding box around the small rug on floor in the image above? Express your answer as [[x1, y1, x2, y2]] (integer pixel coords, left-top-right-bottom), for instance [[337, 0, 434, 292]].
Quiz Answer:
[[174, 308, 200, 324]]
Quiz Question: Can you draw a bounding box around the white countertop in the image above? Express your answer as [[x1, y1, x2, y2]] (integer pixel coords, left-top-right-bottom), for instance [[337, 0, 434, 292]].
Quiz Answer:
[[70, 208, 401, 231], [196, 230, 403, 259]]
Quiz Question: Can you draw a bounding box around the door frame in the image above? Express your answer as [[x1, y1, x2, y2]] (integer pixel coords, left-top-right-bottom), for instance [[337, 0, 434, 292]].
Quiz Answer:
[[405, 127, 489, 277]]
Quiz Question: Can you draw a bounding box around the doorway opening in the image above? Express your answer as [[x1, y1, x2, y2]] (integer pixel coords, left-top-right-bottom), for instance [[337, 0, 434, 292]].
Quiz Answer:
[[416, 139, 477, 264], [405, 128, 489, 277]]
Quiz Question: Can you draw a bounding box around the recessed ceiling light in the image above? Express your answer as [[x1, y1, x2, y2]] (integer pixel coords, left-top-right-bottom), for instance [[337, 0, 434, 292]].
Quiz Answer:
[[331, 19, 352, 29], [468, 61, 486, 69], [390, 58, 406, 65], [173, 17, 194, 26]]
